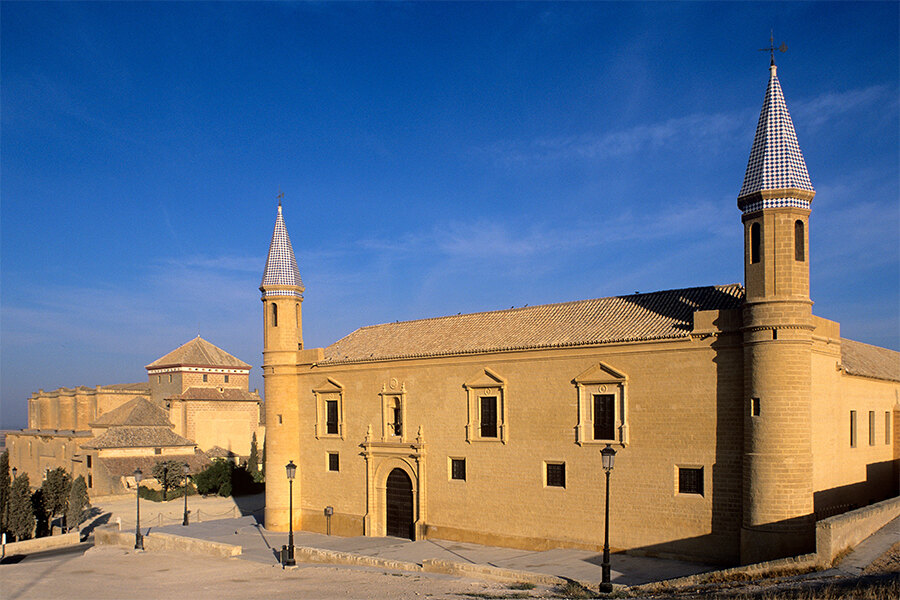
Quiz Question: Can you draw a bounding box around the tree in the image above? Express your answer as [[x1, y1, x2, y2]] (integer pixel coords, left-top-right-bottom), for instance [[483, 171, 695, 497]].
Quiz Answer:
[[66, 476, 90, 531], [32, 488, 50, 537], [248, 432, 260, 481], [260, 434, 266, 482], [9, 473, 35, 541], [0, 450, 10, 534], [152, 460, 185, 501], [41, 467, 71, 532], [194, 459, 233, 497]]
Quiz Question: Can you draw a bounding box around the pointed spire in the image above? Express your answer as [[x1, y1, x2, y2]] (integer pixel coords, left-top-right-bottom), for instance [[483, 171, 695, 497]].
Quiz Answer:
[[738, 64, 815, 213], [260, 201, 304, 298]]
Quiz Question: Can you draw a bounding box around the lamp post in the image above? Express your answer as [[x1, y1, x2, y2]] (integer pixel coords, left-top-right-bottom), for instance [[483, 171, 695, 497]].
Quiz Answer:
[[11, 467, 16, 480], [182, 463, 190, 526], [284, 460, 296, 566], [133, 469, 144, 550], [599, 444, 617, 594]]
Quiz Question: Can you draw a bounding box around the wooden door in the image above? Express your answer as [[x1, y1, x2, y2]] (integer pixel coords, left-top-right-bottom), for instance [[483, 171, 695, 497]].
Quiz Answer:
[[385, 468, 414, 539]]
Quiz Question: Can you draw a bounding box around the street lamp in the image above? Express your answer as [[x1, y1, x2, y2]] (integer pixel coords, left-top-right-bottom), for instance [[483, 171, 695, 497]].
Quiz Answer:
[[599, 444, 617, 594], [182, 463, 191, 526], [283, 460, 297, 566], [133, 469, 144, 550]]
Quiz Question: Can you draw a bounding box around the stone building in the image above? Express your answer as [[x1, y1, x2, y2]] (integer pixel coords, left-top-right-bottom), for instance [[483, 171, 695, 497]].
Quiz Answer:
[[7, 337, 264, 495], [261, 63, 900, 565]]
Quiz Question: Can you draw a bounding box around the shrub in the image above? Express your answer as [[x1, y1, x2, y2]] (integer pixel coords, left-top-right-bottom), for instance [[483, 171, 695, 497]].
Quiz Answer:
[[9, 473, 35, 541]]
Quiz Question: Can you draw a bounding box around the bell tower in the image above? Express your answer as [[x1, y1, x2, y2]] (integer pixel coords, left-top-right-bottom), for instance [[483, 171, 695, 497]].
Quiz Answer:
[[261, 197, 304, 533], [738, 60, 817, 564]]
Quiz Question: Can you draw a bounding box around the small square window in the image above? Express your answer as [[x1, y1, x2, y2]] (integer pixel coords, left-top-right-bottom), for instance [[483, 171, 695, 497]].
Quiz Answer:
[[202, 374, 208, 382], [451, 458, 466, 481], [154, 447, 162, 455], [328, 453, 339, 472], [546, 462, 565, 488], [678, 467, 703, 495]]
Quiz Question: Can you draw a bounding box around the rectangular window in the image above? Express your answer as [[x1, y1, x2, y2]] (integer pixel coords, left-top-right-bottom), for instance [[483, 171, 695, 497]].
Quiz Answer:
[[593, 394, 615, 440], [326, 400, 339, 435], [451, 458, 466, 481], [88, 474, 93, 489], [546, 462, 565, 488], [480, 396, 498, 438], [224, 375, 229, 383], [887, 412, 892, 445], [869, 411, 876, 446], [86, 455, 92, 469], [850, 411, 857, 447], [328, 453, 339, 472], [751, 397, 761, 417], [678, 467, 704, 495], [168, 374, 172, 383], [202, 374, 208, 382]]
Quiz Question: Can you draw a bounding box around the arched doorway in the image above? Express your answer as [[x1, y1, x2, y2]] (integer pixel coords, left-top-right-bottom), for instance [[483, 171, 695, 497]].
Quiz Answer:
[[385, 468, 414, 539]]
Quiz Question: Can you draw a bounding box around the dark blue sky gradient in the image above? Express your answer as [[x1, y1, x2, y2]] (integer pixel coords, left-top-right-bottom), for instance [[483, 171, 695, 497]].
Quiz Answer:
[[2, 2, 897, 427]]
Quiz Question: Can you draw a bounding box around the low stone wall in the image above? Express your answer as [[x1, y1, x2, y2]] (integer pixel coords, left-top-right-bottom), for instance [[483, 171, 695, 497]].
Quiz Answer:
[[815, 495, 900, 566], [421, 558, 565, 585], [632, 552, 819, 592], [293, 545, 421, 573], [94, 525, 241, 558], [2, 531, 81, 556]]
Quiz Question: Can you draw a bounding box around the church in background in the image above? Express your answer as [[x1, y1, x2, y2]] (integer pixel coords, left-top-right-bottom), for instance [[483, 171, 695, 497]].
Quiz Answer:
[[6, 337, 265, 496], [260, 62, 899, 566]]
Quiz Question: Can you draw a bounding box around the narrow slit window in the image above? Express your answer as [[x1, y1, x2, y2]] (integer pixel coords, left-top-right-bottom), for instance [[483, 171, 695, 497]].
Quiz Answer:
[[480, 396, 498, 438], [391, 401, 403, 437], [850, 410, 857, 447], [887, 412, 892, 445], [224, 375, 229, 383], [794, 220, 805, 261], [751, 397, 761, 417], [869, 411, 876, 446], [202, 374, 208, 382], [271, 303, 278, 327], [750, 222, 761, 264]]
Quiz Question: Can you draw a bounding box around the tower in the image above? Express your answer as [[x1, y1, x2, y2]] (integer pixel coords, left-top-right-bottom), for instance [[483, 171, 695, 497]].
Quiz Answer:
[[738, 61, 816, 563], [261, 199, 304, 532]]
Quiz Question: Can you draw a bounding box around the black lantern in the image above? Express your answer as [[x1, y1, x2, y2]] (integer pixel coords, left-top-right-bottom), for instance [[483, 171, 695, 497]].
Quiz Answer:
[[599, 444, 617, 593]]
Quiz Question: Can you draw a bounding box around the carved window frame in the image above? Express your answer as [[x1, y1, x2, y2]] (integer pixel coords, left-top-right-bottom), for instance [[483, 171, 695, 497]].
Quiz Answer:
[[313, 378, 345, 440], [574, 362, 628, 446], [464, 368, 508, 444], [378, 382, 408, 443]]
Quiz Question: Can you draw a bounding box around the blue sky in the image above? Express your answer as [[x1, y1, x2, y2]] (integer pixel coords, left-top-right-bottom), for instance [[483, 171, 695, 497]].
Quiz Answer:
[[2, 2, 897, 428]]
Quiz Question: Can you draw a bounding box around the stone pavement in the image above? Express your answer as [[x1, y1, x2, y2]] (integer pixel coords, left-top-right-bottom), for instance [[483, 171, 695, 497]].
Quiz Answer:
[[150, 515, 716, 586], [831, 515, 900, 575]]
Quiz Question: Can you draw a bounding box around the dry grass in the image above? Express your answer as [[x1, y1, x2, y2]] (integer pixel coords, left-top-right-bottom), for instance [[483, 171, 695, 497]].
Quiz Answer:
[[862, 541, 900, 575]]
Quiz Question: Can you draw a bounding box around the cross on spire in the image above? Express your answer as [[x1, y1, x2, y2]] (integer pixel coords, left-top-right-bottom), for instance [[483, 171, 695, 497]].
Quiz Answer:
[[277, 189, 284, 207], [759, 30, 787, 65]]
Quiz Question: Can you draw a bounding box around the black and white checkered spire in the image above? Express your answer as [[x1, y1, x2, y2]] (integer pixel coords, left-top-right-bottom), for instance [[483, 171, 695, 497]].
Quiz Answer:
[[738, 64, 815, 213], [260, 203, 303, 298]]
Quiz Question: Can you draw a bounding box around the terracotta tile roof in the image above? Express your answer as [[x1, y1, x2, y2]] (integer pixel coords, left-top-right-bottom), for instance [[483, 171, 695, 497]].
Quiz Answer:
[[323, 284, 745, 364], [89, 397, 172, 428], [83, 425, 195, 450], [841, 339, 900, 382], [146, 336, 251, 370], [97, 451, 211, 478], [206, 446, 241, 459], [167, 387, 261, 402], [98, 382, 151, 392]]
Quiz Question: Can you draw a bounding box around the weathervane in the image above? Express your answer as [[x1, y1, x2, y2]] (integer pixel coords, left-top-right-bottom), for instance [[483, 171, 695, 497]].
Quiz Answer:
[[759, 30, 787, 65]]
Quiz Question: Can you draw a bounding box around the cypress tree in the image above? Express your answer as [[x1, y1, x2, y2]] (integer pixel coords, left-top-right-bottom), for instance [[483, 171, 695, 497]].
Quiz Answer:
[[66, 476, 90, 532], [9, 473, 35, 541], [0, 450, 10, 534], [41, 467, 71, 532], [248, 432, 260, 481]]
